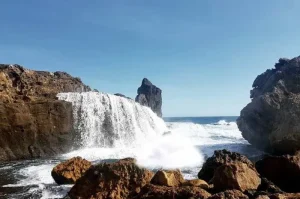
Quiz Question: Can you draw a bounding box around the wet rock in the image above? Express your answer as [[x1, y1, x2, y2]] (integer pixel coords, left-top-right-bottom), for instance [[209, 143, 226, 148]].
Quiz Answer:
[[255, 154, 300, 192], [151, 170, 184, 187], [136, 184, 211, 199], [237, 56, 300, 154], [198, 149, 255, 182], [51, 157, 92, 184], [182, 179, 209, 189], [212, 162, 261, 192], [68, 158, 154, 199], [256, 178, 284, 195], [136, 78, 162, 117], [208, 190, 249, 199]]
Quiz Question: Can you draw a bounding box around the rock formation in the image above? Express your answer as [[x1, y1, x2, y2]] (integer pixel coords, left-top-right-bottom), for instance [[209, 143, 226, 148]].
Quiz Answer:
[[150, 170, 185, 187], [237, 56, 300, 154], [51, 157, 92, 184], [135, 78, 162, 117], [0, 64, 90, 161]]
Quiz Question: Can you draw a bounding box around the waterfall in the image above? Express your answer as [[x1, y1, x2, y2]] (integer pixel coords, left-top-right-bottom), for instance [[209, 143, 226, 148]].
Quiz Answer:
[[57, 92, 167, 148]]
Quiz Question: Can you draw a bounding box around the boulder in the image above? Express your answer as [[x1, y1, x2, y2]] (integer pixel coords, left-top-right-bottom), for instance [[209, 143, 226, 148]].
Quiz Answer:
[[198, 149, 255, 182], [208, 190, 249, 199], [256, 178, 284, 195], [68, 158, 154, 199], [136, 184, 211, 199], [255, 193, 300, 199], [255, 154, 300, 192], [212, 162, 261, 192], [135, 78, 162, 117], [237, 56, 300, 154], [51, 157, 92, 184], [150, 170, 184, 187], [0, 64, 91, 161], [182, 179, 209, 189]]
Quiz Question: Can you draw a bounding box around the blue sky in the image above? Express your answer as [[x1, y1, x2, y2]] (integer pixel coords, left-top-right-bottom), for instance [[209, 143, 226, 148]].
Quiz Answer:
[[1, 0, 300, 116]]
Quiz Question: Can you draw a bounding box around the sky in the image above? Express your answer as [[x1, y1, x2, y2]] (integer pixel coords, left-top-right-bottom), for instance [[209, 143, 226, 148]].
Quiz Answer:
[[1, 0, 300, 117]]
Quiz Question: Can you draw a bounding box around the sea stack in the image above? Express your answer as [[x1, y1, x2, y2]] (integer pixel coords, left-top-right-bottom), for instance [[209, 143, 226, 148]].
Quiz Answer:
[[135, 78, 162, 117], [237, 56, 300, 154]]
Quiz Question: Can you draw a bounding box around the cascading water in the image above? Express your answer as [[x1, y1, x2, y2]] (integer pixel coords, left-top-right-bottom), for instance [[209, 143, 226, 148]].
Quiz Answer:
[[57, 92, 167, 148]]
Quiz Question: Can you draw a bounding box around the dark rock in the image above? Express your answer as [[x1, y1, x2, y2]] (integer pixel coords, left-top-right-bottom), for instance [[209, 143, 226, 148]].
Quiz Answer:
[[255, 154, 300, 192], [114, 93, 132, 100], [0, 64, 90, 161], [198, 150, 255, 182], [135, 78, 162, 117], [257, 178, 284, 195], [237, 56, 300, 154], [135, 184, 211, 199], [212, 162, 261, 192], [68, 158, 154, 199], [208, 190, 249, 199]]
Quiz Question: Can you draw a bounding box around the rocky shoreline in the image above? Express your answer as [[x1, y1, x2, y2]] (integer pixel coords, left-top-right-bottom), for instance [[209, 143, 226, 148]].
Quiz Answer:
[[51, 149, 300, 199]]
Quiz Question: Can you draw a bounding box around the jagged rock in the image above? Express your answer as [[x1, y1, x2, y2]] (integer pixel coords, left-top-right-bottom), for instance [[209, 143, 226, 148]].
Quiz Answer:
[[0, 64, 91, 161], [208, 190, 249, 199], [256, 178, 284, 195], [255, 154, 300, 192], [212, 162, 261, 192], [135, 78, 162, 117], [114, 93, 132, 100], [198, 150, 255, 182], [255, 193, 300, 199], [182, 179, 209, 189], [68, 158, 154, 199], [51, 157, 92, 184], [135, 184, 211, 199], [237, 56, 300, 154], [151, 170, 184, 187]]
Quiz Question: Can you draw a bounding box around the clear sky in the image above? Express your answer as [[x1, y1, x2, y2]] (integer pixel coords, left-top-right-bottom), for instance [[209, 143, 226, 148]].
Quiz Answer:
[[1, 0, 300, 117]]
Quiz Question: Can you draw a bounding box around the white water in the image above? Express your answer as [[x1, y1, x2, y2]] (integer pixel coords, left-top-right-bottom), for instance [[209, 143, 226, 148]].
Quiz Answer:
[[1, 92, 259, 198]]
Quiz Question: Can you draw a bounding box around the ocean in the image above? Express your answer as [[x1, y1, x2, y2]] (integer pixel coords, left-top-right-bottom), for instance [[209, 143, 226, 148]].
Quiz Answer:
[[0, 113, 263, 198]]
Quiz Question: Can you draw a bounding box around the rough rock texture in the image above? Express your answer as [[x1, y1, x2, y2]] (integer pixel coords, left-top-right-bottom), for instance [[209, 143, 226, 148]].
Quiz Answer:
[[212, 162, 261, 192], [0, 64, 90, 161], [256, 178, 284, 195], [255, 154, 300, 192], [135, 184, 211, 199], [208, 190, 249, 199], [135, 78, 162, 117], [182, 179, 209, 189], [255, 193, 300, 199], [51, 157, 92, 184], [68, 158, 154, 199], [237, 56, 300, 154], [198, 149, 255, 182], [150, 170, 184, 187]]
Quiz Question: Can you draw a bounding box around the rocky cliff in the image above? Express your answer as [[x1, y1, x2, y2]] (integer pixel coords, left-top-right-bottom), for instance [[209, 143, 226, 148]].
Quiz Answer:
[[237, 56, 300, 154], [0, 64, 91, 161], [135, 78, 162, 117]]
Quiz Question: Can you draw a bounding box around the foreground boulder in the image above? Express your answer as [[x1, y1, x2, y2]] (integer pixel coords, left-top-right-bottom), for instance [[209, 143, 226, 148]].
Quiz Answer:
[[208, 190, 249, 199], [0, 64, 90, 161], [135, 78, 162, 117], [68, 158, 154, 199], [135, 184, 211, 199], [198, 149, 255, 182], [237, 56, 300, 154], [255, 193, 300, 199], [51, 157, 92, 184], [255, 154, 300, 192], [212, 162, 261, 192], [150, 170, 184, 187], [182, 179, 209, 189]]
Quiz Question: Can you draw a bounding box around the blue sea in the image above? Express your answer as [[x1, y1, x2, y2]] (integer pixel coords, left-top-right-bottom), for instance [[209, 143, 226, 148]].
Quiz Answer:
[[0, 116, 263, 199]]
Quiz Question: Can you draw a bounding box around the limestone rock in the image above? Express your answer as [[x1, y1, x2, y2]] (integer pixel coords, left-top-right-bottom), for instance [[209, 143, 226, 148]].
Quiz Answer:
[[135, 78, 162, 117], [51, 157, 92, 184], [212, 162, 261, 192], [237, 56, 300, 154], [150, 170, 184, 187], [198, 149, 255, 182], [68, 158, 154, 199], [182, 179, 209, 189]]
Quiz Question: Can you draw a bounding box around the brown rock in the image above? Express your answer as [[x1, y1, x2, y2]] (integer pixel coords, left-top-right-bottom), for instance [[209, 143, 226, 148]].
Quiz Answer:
[[208, 190, 249, 199], [255, 195, 270, 199], [266, 193, 300, 199], [213, 162, 261, 192], [255, 155, 300, 192], [150, 170, 184, 187], [182, 179, 209, 189], [51, 157, 92, 184], [68, 158, 154, 199], [198, 149, 255, 182], [136, 184, 211, 199]]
